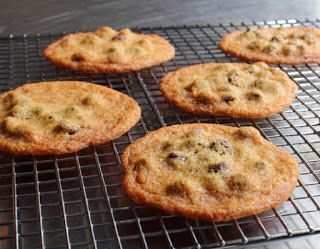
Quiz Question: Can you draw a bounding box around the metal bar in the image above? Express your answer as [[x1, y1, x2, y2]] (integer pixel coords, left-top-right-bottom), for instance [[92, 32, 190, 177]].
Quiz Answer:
[[158, 215, 175, 249], [212, 222, 225, 247], [262, 215, 293, 238], [54, 158, 71, 249], [92, 146, 123, 249], [12, 157, 19, 249], [233, 219, 249, 244], [289, 197, 314, 232], [74, 153, 98, 249], [134, 71, 166, 127], [32, 157, 45, 248], [120, 117, 148, 249], [184, 219, 201, 249]]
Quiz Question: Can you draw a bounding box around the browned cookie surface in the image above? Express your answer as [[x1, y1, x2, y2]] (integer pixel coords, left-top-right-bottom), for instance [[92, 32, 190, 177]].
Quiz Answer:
[[122, 124, 299, 222], [0, 81, 141, 154], [220, 27, 320, 64], [160, 62, 298, 118], [43, 27, 175, 73]]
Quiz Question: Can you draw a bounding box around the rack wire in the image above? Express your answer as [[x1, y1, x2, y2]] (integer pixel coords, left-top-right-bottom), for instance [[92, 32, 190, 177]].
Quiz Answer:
[[0, 19, 319, 249]]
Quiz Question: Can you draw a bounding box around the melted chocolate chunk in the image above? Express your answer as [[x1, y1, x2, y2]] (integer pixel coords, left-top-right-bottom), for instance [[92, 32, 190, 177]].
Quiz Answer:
[[227, 174, 249, 191], [71, 53, 85, 62], [254, 161, 267, 170], [222, 95, 235, 105], [208, 162, 228, 173], [227, 75, 239, 87], [168, 152, 178, 159], [111, 33, 126, 41], [105, 47, 116, 53], [301, 33, 315, 44], [162, 142, 172, 151], [247, 92, 262, 101], [54, 123, 81, 135], [210, 139, 233, 155], [166, 181, 188, 197], [168, 152, 186, 161], [253, 79, 263, 88], [271, 36, 280, 42], [133, 159, 147, 172], [262, 45, 276, 53], [297, 45, 305, 54], [184, 83, 194, 92], [195, 94, 212, 105]]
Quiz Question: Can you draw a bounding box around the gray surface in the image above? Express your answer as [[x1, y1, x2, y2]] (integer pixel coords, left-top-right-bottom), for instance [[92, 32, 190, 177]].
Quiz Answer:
[[0, 0, 320, 34]]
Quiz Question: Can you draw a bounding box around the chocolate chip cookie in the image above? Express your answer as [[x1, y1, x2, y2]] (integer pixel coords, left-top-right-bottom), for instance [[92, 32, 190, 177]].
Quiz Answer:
[[0, 81, 141, 154], [122, 124, 299, 222], [221, 26, 320, 64], [43, 26, 175, 73], [160, 62, 298, 118]]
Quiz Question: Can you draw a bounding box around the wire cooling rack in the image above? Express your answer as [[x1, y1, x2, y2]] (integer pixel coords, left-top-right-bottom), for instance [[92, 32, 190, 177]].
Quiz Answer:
[[0, 19, 320, 249]]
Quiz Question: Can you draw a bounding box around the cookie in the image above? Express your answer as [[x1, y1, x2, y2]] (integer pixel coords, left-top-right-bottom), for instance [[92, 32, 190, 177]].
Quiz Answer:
[[0, 81, 141, 155], [122, 124, 299, 222], [43, 26, 175, 73], [220, 26, 320, 64], [160, 62, 298, 118]]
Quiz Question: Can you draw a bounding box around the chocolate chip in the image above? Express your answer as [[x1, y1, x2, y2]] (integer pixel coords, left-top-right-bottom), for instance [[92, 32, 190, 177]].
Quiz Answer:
[[105, 47, 116, 53], [208, 162, 228, 173], [166, 181, 188, 197], [227, 75, 239, 87], [297, 45, 305, 54], [162, 142, 172, 151], [210, 139, 233, 155], [55, 123, 81, 135], [195, 95, 212, 105], [227, 174, 249, 191], [301, 33, 315, 44], [271, 36, 280, 42], [222, 95, 235, 105], [184, 83, 194, 92], [247, 41, 259, 50], [246, 92, 262, 101], [111, 33, 126, 41], [168, 152, 186, 161], [254, 161, 267, 170], [168, 152, 178, 159], [81, 96, 92, 106], [133, 159, 147, 172], [262, 45, 276, 53], [47, 116, 54, 121], [253, 79, 262, 88], [71, 53, 85, 62]]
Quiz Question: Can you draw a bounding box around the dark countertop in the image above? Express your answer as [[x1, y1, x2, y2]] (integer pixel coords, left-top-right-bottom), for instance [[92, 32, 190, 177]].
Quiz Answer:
[[0, 0, 319, 34]]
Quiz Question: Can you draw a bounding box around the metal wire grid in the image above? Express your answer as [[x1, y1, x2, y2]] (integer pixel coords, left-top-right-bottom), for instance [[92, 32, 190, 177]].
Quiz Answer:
[[0, 19, 319, 249]]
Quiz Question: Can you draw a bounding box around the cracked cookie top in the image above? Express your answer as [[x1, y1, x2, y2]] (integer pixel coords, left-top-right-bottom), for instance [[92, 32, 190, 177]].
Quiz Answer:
[[160, 62, 297, 118], [220, 26, 320, 64], [43, 26, 175, 73], [122, 124, 299, 221], [0, 81, 141, 154]]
